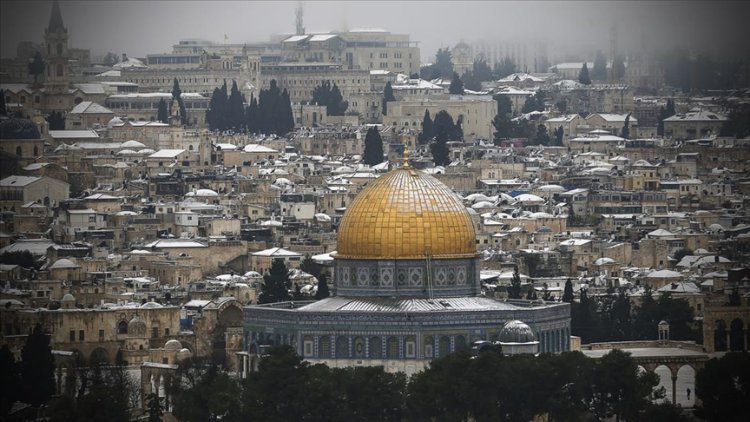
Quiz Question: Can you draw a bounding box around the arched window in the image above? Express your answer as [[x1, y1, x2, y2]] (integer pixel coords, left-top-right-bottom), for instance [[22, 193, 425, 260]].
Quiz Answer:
[[730, 319, 744, 351], [335, 336, 349, 358], [319, 336, 331, 358], [16, 146, 22, 156], [369, 336, 382, 358], [423, 336, 434, 358], [439, 336, 451, 357], [33, 146, 39, 156], [386, 336, 399, 359], [353, 337, 365, 358], [118, 320, 128, 334]]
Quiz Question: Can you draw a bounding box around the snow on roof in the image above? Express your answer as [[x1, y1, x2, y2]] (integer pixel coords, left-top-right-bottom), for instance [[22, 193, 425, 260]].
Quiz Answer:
[[495, 86, 534, 96], [0, 175, 40, 187], [85, 193, 119, 200], [252, 247, 301, 257], [113, 57, 146, 69], [144, 239, 207, 248], [497, 72, 545, 83], [349, 28, 387, 32], [559, 239, 592, 246], [148, 149, 185, 158], [591, 113, 638, 123], [309, 34, 338, 42], [243, 144, 277, 153], [72, 83, 106, 94], [120, 140, 146, 149], [646, 269, 682, 278], [69, 101, 112, 114], [284, 35, 310, 43], [664, 110, 727, 122], [545, 114, 579, 123], [95, 70, 121, 77], [49, 130, 99, 139]]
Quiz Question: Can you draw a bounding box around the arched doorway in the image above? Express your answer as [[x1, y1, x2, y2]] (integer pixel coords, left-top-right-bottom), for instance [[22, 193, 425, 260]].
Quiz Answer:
[[676, 365, 696, 408], [212, 303, 243, 367], [654, 365, 673, 403], [89, 347, 109, 366], [714, 320, 727, 351]]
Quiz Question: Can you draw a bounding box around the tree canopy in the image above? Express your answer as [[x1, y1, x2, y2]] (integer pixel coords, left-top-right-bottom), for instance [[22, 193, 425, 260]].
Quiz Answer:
[[592, 50, 607, 81], [449, 72, 464, 95], [430, 110, 461, 166], [363, 126, 384, 166], [259, 259, 291, 304], [156, 98, 168, 123], [312, 80, 348, 116], [382, 81, 396, 116], [417, 109, 434, 145], [578, 62, 592, 85]]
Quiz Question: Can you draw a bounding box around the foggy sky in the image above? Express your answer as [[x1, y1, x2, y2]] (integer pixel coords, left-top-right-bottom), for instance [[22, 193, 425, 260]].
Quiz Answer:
[[2, 1, 749, 63]]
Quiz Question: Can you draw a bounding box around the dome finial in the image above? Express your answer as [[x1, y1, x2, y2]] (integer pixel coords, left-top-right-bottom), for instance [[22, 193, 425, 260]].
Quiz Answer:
[[403, 145, 410, 168]]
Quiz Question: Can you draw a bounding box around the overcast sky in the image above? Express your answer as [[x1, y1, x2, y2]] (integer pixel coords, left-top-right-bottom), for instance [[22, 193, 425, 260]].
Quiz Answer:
[[2, 1, 749, 63]]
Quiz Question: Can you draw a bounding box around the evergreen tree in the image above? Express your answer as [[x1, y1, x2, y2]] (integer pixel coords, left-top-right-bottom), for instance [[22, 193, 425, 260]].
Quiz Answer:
[[666, 98, 675, 117], [382, 81, 396, 115], [430, 110, 454, 166], [508, 266, 522, 299], [20, 323, 55, 407], [206, 86, 225, 131], [171, 78, 188, 126], [417, 109, 434, 145], [434, 48, 454, 78], [449, 72, 464, 95], [534, 124, 551, 145], [578, 62, 592, 85], [562, 279, 574, 303], [622, 113, 631, 139], [494, 94, 512, 117], [280, 88, 295, 133], [312, 81, 347, 116], [0, 344, 20, 416], [28, 51, 45, 87], [554, 126, 565, 146], [259, 259, 291, 304], [657, 106, 666, 136], [156, 98, 168, 123], [592, 50, 607, 81], [246, 95, 259, 133], [0, 89, 6, 117], [226, 80, 245, 131], [315, 273, 330, 300], [363, 126, 384, 166], [47, 111, 65, 130]]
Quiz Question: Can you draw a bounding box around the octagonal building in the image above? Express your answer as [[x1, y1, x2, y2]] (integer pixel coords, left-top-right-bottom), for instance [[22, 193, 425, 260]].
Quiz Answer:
[[242, 159, 570, 374]]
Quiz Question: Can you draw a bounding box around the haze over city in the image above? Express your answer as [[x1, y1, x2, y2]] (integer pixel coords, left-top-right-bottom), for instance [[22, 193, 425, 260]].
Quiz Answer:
[[2, 1, 750, 62]]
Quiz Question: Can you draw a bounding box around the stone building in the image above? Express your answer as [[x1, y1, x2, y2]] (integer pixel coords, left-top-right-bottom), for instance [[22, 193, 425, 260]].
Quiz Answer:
[[385, 96, 498, 140]]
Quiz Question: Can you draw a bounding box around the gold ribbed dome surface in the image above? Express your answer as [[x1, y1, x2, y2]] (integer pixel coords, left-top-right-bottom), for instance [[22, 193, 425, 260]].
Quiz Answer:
[[336, 166, 476, 259]]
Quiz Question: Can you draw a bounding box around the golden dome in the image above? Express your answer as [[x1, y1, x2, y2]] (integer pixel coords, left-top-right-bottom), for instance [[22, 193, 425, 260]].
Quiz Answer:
[[336, 166, 476, 259]]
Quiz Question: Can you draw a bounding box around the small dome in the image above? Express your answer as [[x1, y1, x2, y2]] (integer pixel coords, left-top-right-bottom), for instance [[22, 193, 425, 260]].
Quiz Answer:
[[121, 140, 146, 149], [514, 194, 545, 204], [708, 224, 724, 233], [164, 339, 182, 351], [186, 189, 219, 197], [594, 257, 616, 266], [177, 348, 192, 361], [499, 320, 536, 343], [50, 258, 78, 269], [140, 301, 163, 309], [61, 293, 76, 302]]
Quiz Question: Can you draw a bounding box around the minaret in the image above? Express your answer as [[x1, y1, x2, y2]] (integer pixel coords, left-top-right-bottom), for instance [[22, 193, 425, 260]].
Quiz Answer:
[[44, 0, 71, 95]]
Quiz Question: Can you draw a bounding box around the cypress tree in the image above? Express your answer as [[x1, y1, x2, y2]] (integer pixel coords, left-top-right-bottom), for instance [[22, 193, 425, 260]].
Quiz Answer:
[[579, 63, 592, 85], [363, 126, 384, 166], [592, 51, 607, 81], [449, 72, 464, 95], [246, 95, 259, 133], [382, 81, 396, 116], [259, 259, 291, 304], [418, 109, 434, 145], [207, 87, 222, 131], [0, 344, 21, 415], [622, 113, 631, 139], [315, 273, 330, 300], [20, 323, 55, 407], [280, 89, 295, 134], [534, 124, 550, 145], [226, 80, 245, 131], [508, 266, 522, 299], [430, 110, 454, 166], [157, 98, 168, 123], [171, 78, 188, 126], [562, 279, 574, 303]]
